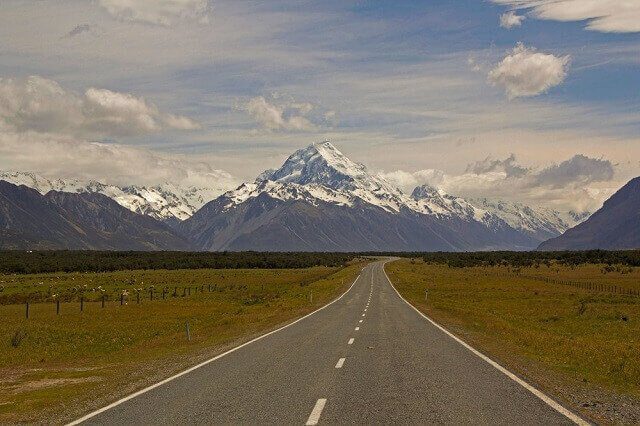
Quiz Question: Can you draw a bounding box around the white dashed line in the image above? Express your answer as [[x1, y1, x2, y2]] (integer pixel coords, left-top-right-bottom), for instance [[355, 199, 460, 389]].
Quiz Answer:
[[355, 327, 360, 331], [359, 320, 363, 323], [306, 399, 327, 425], [348, 338, 355, 345], [335, 358, 346, 369], [362, 313, 366, 317]]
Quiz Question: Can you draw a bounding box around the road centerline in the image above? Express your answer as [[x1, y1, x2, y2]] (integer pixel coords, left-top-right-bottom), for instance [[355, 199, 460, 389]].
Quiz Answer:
[[306, 399, 327, 426], [335, 358, 346, 369]]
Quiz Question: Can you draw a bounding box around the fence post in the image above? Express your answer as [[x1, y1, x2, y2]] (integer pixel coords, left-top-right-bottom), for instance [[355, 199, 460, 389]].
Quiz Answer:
[[121, 294, 124, 306], [80, 297, 84, 312], [150, 289, 153, 301], [56, 299, 60, 315], [186, 321, 191, 341], [26, 301, 29, 319], [162, 289, 166, 300], [137, 292, 140, 304], [209, 284, 211, 292], [102, 295, 105, 308]]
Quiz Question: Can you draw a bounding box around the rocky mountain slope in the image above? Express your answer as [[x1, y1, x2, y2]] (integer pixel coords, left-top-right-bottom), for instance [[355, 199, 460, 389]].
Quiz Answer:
[[0, 171, 227, 223], [0, 181, 192, 250], [181, 142, 559, 251], [538, 177, 640, 250]]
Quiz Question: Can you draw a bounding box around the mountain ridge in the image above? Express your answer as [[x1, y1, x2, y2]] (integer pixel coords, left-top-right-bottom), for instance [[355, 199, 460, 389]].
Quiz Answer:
[[538, 177, 640, 250], [180, 142, 563, 251], [1, 142, 591, 251], [0, 181, 192, 250]]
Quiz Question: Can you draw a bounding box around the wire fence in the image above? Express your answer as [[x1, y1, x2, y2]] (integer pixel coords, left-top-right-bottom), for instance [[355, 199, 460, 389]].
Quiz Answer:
[[17, 284, 222, 319], [12, 282, 317, 319], [493, 271, 640, 297]]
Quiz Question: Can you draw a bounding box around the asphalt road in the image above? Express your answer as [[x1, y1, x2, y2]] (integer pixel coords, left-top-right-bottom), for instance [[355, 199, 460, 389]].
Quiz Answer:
[[78, 260, 583, 425]]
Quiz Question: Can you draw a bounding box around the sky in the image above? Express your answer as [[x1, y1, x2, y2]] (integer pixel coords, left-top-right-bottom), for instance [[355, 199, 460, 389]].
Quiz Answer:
[[0, 0, 639, 212]]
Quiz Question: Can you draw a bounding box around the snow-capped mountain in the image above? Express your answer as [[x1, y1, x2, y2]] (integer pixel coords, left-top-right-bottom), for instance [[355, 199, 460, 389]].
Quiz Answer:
[[467, 198, 586, 241], [0, 171, 229, 222], [181, 142, 555, 251], [2, 142, 587, 252]]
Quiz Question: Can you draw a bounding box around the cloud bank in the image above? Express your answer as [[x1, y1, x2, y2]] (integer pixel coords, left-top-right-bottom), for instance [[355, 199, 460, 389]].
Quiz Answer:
[[0, 74, 230, 190], [488, 43, 570, 99], [0, 76, 200, 137], [380, 154, 616, 212], [0, 131, 236, 189], [492, 0, 640, 33]]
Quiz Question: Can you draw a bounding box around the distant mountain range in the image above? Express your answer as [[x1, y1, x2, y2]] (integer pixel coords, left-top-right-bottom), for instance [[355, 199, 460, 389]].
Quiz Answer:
[[0, 181, 191, 250], [0, 142, 594, 251], [180, 142, 583, 251], [539, 177, 640, 251], [0, 171, 225, 223]]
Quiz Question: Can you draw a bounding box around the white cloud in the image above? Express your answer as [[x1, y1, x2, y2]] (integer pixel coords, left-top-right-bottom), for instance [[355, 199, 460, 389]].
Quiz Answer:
[[0, 76, 199, 137], [493, 1, 640, 33], [0, 131, 237, 189], [98, 0, 210, 26], [245, 96, 317, 132], [534, 154, 615, 187], [385, 154, 616, 212], [500, 11, 525, 29], [378, 169, 445, 192], [488, 43, 570, 99]]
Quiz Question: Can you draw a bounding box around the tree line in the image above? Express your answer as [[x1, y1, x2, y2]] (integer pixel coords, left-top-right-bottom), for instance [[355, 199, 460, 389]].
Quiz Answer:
[[414, 250, 640, 268], [0, 251, 359, 274]]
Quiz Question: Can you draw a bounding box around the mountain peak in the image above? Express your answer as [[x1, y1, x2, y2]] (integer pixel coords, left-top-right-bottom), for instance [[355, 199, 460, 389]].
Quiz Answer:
[[264, 141, 367, 188], [411, 184, 442, 200]]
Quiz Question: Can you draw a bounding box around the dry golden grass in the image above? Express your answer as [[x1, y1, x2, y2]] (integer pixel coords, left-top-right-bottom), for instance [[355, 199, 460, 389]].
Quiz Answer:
[[0, 262, 365, 423], [386, 259, 640, 424]]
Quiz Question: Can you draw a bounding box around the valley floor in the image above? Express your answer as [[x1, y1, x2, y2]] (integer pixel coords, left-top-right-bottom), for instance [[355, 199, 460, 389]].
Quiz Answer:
[[385, 259, 640, 425]]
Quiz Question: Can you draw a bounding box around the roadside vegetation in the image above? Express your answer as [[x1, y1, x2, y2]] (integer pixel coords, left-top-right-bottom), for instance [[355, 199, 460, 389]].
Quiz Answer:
[[0, 251, 358, 274], [0, 260, 366, 423], [386, 258, 640, 425]]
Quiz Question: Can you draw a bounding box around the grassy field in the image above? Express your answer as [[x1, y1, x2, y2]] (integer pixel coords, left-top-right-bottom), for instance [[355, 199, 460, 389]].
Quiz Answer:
[[0, 261, 366, 423], [385, 258, 640, 425]]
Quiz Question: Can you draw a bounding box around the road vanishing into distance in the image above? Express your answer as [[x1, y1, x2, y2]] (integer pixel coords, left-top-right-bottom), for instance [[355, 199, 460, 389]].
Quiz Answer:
[[75, 260, 585, 425]]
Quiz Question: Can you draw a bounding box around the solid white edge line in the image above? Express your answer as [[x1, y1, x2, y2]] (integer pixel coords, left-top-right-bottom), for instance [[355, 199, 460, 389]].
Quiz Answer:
[[380, 260, 590, 426], [306, 398, 327, 425], [68, 270, 365, 425], [335, 358, 346, 369]]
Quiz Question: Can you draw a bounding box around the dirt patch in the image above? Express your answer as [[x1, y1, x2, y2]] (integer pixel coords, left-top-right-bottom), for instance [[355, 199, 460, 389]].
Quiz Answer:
[[6, 376, 102, 394]]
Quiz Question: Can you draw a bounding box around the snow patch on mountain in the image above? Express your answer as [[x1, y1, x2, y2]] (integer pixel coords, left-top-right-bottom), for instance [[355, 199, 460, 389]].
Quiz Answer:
[[217, 142, 585, 244], [0, 171, 229, 221], [467, 197, 587, 238]]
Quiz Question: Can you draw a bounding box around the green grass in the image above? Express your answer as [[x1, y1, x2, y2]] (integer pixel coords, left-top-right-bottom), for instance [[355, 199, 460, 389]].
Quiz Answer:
[[386, 259, 640, 423], [0, 262, 366, 423]]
